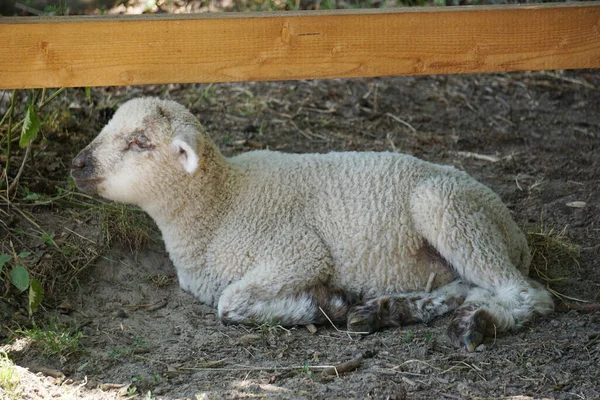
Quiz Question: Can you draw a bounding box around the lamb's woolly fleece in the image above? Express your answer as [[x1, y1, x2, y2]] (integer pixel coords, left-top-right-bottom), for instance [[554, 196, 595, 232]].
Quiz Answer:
[[73, 97, 553, 342]]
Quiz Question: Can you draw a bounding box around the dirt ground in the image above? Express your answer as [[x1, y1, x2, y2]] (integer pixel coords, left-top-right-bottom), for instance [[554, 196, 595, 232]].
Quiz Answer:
[[1, 70, 600, 399]]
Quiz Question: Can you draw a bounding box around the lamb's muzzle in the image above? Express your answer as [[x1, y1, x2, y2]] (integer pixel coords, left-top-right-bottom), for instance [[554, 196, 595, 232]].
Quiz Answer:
[[71, 147, 103, 194], [73, 97, 554, 351]]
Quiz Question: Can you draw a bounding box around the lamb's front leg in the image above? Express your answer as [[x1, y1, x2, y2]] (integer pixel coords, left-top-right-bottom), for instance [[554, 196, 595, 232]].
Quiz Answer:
[[217, 230, 355, 327], [218, 279, 355, 326]]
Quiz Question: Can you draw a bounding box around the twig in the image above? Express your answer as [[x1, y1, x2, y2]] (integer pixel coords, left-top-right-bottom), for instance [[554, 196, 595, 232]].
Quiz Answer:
[[27, 366, 65, 379], [289, 120, 314, 140], [3, 89, 17, 193], [14, 2, 44, 15], [179, 363, 335, 373], [454, 151, 501, 163], [63, 227, 97, 245], [425, 272, 437, 293], [321, 356, 362, 376], [145, 298, 168, 311], [547, 287, 590, 304], [318, 306, 369, 336], [8, 144, 31, 196], [386, 113, 417, 134], [540, 71, 596, 90], [556, 302, 600, 313]]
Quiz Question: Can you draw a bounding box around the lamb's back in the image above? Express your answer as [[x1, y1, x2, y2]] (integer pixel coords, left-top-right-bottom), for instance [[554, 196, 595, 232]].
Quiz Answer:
[[226, 151, 459, 294]]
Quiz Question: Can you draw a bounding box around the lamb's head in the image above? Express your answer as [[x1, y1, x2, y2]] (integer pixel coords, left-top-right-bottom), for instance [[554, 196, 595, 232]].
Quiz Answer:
[[71, 97, 208, 208]]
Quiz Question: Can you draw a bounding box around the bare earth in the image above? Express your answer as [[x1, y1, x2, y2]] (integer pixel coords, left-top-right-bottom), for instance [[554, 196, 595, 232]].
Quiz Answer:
[[2, 71, 599, 399]]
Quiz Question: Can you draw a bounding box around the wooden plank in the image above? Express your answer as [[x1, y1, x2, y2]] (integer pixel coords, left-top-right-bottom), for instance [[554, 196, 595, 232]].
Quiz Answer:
[[1, 3, 599, 89]]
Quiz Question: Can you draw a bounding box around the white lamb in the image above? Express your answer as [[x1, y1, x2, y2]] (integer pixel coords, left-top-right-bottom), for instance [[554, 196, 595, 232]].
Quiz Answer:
[[71, 97, 553, 351]]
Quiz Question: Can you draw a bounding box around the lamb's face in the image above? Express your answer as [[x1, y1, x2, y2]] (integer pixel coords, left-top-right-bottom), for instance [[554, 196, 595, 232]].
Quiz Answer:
[[71, 98, 203, 207]]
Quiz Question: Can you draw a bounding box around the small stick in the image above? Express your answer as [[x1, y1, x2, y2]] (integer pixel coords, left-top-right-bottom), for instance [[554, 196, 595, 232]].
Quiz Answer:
[[318, 306, 369, 336], [425, 272, 437, 293], [322, 356, 362, 376], [144, 298, 168, 311], [8, 144, 31, 195], [28, 366, 65, 379], [15, 2, 44, 15], [556, 302, 600, 313], [386, 112, 417, 134]]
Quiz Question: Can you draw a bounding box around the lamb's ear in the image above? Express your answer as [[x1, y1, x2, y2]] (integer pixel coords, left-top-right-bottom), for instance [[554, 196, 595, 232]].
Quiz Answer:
[[171, 136, 199, 175]]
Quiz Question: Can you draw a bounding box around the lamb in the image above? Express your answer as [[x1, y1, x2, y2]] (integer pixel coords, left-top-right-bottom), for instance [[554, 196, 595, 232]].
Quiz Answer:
[[71, 97, 554, 351]]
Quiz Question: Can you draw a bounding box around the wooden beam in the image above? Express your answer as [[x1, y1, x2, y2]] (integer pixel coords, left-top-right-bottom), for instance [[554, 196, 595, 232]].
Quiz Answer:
[[1, 3, 599, 89]]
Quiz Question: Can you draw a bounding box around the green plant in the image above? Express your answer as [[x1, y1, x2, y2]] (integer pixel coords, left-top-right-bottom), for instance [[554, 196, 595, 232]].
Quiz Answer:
[[0, 252, 43, 317], [1, 88, 70, 316], [401, 329, 415, 343], [18, 321, 83, 358], [0, 352, 21, 400], [300, 361, 314, 379], [108, 336, 149, 360]]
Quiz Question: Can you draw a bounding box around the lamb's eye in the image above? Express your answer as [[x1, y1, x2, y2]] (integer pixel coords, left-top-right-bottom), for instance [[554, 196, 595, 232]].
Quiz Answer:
[[127, 134, 154, 151]]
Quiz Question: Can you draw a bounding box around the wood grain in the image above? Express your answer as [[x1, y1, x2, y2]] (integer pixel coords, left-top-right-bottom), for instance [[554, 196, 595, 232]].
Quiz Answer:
[[1, 3, 599, 89]]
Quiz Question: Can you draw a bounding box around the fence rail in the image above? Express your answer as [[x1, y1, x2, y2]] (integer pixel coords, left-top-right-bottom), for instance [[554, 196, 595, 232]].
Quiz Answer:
[[1, 2, 599, 89]]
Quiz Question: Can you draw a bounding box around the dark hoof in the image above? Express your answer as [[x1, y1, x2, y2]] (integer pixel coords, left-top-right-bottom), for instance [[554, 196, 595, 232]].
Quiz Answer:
[[447, 307, 493, 352], [347, 306, 379, 334], [463, 331, 484, 352]]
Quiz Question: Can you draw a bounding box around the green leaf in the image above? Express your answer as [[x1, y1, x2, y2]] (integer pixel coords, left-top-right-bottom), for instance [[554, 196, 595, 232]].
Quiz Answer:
[[20, 105, 41, 148], [85, 87, 92, 103], [0, 254, 11, 274], [10, 265, 30, 292], [18, 252, 31, 258], [42, 232, 56, 246], [23, 191, 40, 201], [29, 279, 44, 316]]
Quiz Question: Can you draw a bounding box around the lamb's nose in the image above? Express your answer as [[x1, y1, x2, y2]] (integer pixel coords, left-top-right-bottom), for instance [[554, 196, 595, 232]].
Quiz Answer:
[[72, 153, 88, 169]]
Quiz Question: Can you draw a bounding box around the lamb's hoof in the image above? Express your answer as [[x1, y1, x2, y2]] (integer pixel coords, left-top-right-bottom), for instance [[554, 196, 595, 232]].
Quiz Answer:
[[346, 307, 378, 334], [463, 331, 484, 352], [447, 307, 492, 352]]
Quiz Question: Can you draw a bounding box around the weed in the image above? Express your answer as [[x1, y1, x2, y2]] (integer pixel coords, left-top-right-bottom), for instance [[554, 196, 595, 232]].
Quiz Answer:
[[401, 330, 415, 343], [101, 203, 149, 254], [127, 385, 138, 396], [300, 361, 314, 379], [252, 319, 284, 337], [0, 352, 21, 400], [108, 336, 149, 360], [18, 321, 83, 358]]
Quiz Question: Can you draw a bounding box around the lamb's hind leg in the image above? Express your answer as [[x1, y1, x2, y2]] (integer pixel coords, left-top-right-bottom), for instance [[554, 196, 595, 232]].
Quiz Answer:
[[410, 177, 554, 351], [346, 280, 469, 334]]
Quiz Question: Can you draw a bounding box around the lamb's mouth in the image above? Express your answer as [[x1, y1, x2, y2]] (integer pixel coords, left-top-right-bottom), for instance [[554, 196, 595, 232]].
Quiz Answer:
[[71, 176, 104, 194]]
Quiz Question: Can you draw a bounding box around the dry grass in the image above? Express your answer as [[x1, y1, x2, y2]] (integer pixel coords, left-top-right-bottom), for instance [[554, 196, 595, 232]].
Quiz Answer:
[[527, 224, 583, 304], [101, 203, 149, 255]]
